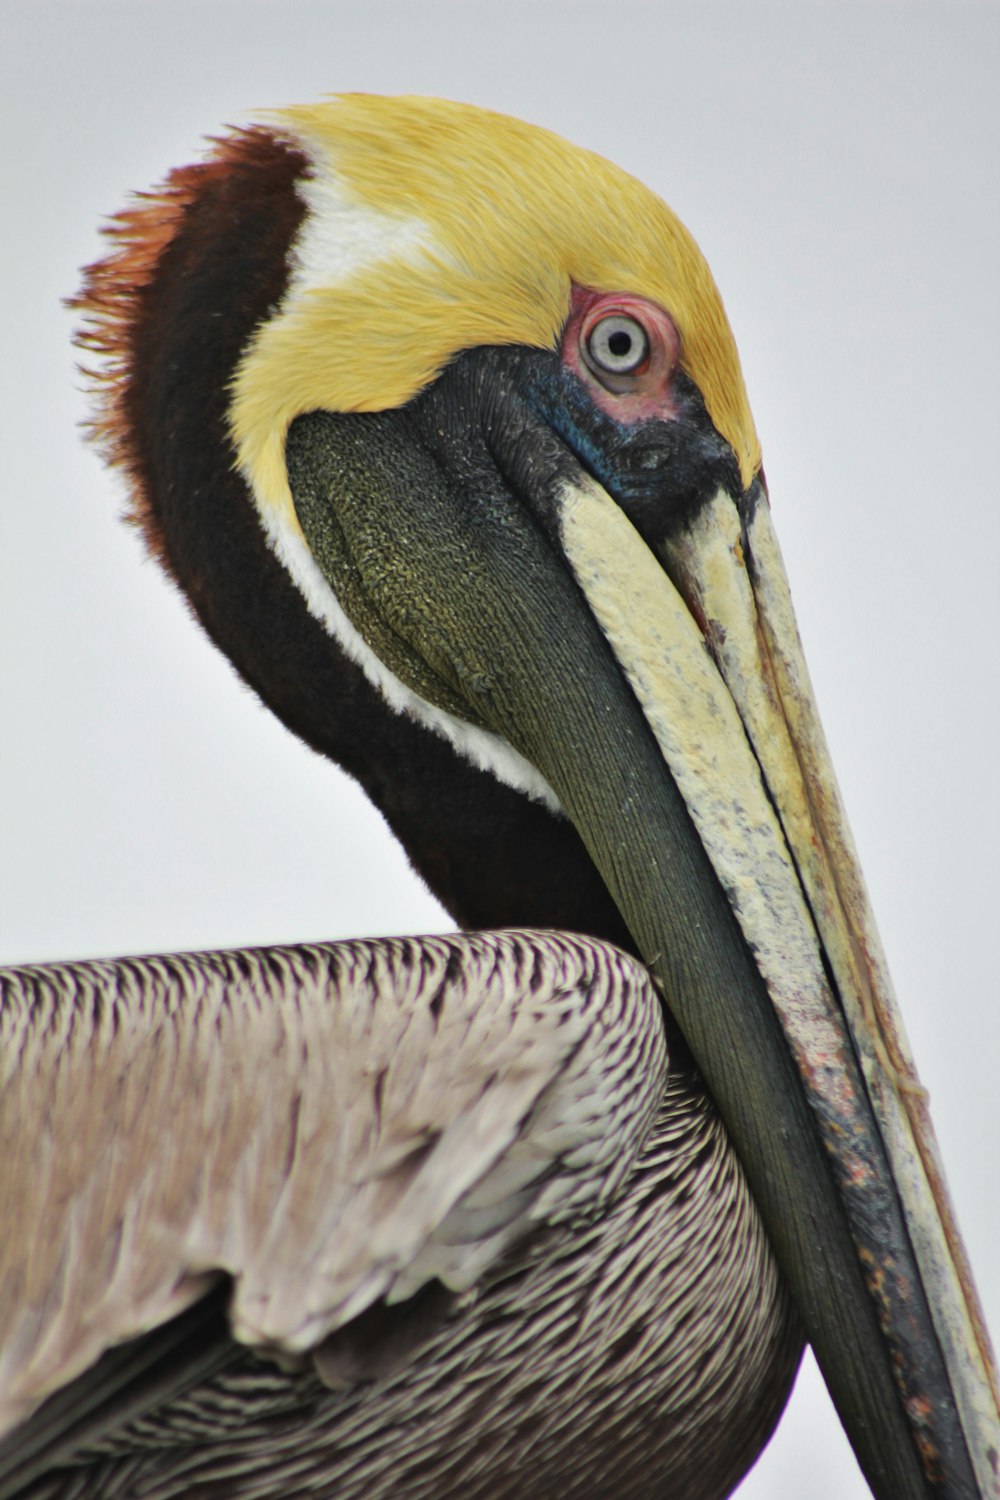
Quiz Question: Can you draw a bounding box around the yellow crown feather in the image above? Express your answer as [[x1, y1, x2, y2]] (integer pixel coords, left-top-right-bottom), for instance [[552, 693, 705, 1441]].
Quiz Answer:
[[230, 96, 760, 532]]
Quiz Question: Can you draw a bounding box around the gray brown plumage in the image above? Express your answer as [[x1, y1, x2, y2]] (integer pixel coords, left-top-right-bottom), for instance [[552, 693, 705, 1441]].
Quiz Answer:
[[0, 934, 798, 1499]]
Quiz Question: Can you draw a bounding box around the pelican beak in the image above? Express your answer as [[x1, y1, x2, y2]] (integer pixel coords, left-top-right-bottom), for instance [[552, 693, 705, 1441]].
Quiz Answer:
[[559, 472, 999, 1498], [285, 346, 998, 1498]]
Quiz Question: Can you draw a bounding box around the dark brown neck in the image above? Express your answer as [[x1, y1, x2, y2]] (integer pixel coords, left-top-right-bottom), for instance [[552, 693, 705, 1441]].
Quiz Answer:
[[77, 128, 630, 949]]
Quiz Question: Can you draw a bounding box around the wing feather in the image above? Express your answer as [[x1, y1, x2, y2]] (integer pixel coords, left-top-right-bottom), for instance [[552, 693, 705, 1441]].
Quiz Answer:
[[0, 930, 664, 1440]]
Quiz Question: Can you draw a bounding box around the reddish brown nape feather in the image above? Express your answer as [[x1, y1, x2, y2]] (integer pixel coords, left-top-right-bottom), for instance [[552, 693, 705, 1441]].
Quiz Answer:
[[69, 126, 308, 572]]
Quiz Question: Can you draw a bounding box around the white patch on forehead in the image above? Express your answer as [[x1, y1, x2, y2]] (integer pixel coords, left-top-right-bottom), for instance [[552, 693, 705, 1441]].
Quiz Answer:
[[287, 147, 438, 295], [261, 502, 562, 813]]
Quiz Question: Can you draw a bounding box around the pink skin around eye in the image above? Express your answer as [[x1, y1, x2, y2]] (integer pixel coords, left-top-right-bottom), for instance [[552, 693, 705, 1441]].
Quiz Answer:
[[560, 285, 681, 426]]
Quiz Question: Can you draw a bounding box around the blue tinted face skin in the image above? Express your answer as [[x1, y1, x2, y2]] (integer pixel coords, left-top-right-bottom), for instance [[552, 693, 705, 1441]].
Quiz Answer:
[[394, 343, 742, 556], [519, 354, 743, 546]]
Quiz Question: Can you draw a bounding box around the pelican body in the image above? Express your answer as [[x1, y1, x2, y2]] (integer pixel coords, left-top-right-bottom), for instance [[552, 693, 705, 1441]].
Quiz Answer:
[[0, 97, 996, 1499]]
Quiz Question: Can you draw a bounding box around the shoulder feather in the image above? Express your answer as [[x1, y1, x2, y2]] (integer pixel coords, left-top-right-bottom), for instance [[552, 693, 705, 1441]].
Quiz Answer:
[[0, 931, 664, 1438]]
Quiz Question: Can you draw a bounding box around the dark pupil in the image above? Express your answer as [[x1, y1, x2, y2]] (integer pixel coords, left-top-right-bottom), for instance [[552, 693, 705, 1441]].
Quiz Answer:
[[608, 329, 633, 358]]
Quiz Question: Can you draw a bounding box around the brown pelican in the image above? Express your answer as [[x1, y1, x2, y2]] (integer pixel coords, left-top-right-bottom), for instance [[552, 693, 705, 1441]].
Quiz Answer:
[[0, 96, 996, 1498]]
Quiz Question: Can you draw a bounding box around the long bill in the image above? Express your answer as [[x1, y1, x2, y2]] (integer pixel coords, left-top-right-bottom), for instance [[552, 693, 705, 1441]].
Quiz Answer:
[[286, 407, 998, 1498], [557, 473, 999, 1498]]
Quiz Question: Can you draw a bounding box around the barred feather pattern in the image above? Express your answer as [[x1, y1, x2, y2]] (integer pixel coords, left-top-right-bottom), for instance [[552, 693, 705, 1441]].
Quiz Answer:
[[0, 932, 800, 1499]]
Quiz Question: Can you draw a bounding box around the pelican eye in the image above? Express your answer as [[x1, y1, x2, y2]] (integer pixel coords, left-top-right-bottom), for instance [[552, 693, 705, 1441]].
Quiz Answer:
[[584, 313, 650, 378]]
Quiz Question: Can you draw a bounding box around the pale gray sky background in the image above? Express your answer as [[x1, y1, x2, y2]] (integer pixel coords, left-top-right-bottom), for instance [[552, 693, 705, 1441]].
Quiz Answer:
[[2, 3, 997, 1496]]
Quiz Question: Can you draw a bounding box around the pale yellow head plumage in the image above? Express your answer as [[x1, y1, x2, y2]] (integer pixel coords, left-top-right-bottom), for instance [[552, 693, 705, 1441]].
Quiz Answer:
[[231, 95, 761, 532]]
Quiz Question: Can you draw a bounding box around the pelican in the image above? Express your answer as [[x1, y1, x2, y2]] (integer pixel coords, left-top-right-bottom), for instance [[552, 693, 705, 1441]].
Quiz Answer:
[[0, 96, 995, 1499]]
